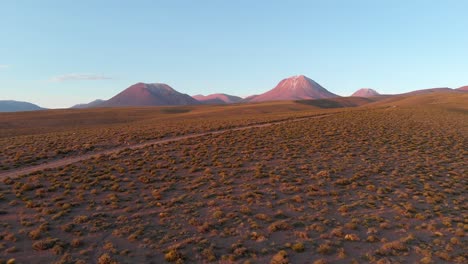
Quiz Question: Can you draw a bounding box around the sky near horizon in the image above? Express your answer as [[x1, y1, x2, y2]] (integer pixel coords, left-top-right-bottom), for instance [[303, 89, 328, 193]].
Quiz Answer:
[[1, 0, 467, 108]]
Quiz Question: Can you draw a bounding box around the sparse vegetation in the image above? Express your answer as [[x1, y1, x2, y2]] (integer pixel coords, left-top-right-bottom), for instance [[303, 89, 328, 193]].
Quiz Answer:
[[0, 93, 466, 263]]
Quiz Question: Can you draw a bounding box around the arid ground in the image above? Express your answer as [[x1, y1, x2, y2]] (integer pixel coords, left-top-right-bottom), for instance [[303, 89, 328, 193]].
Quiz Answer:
[[0, 93, 467, 263]]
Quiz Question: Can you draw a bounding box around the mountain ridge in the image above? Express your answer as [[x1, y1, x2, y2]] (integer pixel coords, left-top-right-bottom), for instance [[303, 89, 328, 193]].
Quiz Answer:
[[0, 100, 45, 112], [193, 93, 242, 104]]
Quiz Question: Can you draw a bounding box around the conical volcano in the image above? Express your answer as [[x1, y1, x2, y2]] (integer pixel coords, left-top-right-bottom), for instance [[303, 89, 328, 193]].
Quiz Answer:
[[248, 75, 338, 102], [351, 88, 380, 97], [101, 83, 199, 107]]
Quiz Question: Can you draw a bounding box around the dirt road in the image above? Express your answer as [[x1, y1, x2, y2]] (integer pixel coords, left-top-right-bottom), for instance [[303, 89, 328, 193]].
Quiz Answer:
[[0, 114, 331, 180]]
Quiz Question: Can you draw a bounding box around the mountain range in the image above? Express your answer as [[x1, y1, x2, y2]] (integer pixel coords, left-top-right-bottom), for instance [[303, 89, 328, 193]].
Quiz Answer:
[[1, 75, 466, 112]]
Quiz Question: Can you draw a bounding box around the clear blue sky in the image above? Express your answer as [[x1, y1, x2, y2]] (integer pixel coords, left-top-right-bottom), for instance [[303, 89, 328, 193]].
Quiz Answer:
[[1, 0, 467, 108]]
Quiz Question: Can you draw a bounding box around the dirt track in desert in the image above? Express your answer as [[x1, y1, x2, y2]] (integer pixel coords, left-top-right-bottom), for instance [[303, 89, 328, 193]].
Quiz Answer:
[[0, 114, 332, 180]]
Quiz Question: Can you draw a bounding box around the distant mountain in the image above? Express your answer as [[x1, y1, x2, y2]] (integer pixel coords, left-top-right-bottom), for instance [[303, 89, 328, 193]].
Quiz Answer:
[[247, 75, 339, 103], [71, 99, 105, 109], [193, 93, 242, 104], [457, 86, 468, 91], [402, 87, 455, 96], [351, 88, 380, 97], [100, 83, 199, 107], [242, 95, 259, 102], [0, 100, 44, 112]]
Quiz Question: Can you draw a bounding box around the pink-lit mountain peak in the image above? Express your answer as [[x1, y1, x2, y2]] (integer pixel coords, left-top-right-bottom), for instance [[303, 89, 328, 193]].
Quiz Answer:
[[352, 88, 380, 97], [101, 82, 199, 107], [249, 75, 338, 102], [128, 83, 176, 94]]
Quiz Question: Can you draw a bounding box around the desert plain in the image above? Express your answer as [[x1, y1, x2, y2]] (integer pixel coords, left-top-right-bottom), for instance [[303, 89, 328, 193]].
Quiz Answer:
[[0, 92, 467, 264]]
